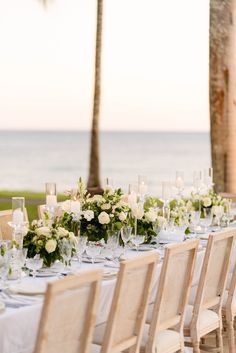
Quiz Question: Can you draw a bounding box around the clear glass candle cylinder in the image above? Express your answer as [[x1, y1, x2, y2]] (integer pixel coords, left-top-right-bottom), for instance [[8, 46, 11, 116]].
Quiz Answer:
[[45, 182, 57, 207], [12, 197, 25, 225]]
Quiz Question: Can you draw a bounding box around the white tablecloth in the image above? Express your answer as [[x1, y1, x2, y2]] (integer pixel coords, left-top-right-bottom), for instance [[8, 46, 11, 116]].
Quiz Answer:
[[0, 247, 206, 353]]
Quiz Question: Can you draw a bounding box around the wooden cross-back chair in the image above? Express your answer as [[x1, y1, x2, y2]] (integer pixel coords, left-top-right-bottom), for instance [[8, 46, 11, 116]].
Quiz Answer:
[[92, 251, 159, 353], [222, 254, 236, 353], [184, 229, 236, 353], [34, 269, 102, 353], [0, 209, 28, 240], [141, 239, 199, 353]]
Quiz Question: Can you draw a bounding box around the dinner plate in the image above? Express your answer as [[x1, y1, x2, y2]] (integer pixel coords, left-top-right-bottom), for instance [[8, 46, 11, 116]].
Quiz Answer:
[[36, 269, 58, 278], [82, 256, 105, 264], [131, 245, 156, 251], [9, 282, 47, 295]]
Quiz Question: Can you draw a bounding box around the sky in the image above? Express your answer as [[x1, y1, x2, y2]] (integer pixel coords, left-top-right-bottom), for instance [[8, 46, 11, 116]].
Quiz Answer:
[[0, 0, 210, 132]]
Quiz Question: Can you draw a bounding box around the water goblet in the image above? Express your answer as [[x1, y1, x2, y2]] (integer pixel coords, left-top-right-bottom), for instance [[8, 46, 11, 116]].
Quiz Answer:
[[59, 239, 73, 270], [200, 208, 213, 233], [26, 255, 43, 279], [120, 226, 132, 256], [213, 205, 224, 230], [189, 210, 201, 237], [75, 236, 87, 266], [106, 231, 120, 260], [86, 241, 102, 264], [131, 234, 145, 252], [0, 248, 9, 289], [175, 171, 184, 197]]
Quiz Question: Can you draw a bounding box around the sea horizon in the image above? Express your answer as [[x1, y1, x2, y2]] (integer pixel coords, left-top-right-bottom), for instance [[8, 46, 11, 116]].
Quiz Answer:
[[0, 130, 211, 195]]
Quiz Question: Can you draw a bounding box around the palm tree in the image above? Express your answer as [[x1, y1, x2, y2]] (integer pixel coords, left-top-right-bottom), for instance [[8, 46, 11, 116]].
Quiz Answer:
[[87, 0, 103, 191], [209, 0, 236, 193]]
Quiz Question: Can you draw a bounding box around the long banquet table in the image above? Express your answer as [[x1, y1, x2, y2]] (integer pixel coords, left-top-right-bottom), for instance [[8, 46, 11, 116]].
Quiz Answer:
[[0, 244, 207, 353]]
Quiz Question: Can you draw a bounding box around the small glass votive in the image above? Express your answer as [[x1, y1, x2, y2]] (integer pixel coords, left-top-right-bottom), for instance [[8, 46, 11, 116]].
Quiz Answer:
[[45, 182, 57, 207], [12, 197, 25, 226]]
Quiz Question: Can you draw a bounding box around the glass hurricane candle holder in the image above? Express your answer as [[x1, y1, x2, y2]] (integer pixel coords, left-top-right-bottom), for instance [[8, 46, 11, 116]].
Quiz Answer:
[[45, 182, 57, 207], [12, 197, 25, 226]]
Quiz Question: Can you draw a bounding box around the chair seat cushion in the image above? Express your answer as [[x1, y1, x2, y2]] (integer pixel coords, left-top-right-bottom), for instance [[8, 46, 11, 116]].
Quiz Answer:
[[184, 305, 219, 333], [93, 323, 106, 345], [140, 324, 182, 352], [90, 344, 101, 353]]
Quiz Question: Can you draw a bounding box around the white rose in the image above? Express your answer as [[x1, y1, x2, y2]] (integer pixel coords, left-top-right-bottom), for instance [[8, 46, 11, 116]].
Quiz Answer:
[[119, 212, 127, 222], [83, 210, 94, 221], [157, 216, 165, 227], [101, 203, 111, 210], [145, 209, 157, 223], [36, 227, 51, 236], [131, 204, 144, 220], [61, 200, 71, 213], [202, 197, 212, 208], [98, 211, 110, 225], [92, 195, 104, 203], [57, 227, 69, 238], [45, 239, 57, 253]]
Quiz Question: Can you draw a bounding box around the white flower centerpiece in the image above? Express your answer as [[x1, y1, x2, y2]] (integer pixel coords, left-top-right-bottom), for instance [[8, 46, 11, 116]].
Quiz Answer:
[[23, 220, 77, 267]]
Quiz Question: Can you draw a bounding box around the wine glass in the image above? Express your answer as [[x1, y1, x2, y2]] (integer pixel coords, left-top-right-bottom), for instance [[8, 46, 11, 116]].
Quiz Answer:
[[200, 208, 213, 232], [120, 226, 132, 256], [86, 241, 102, 264], [193, 171, 203, 193], [213, 205, 224, 230], [189, 210, 201, 237], [59, 239, 73, 270], [131, 234, 145, 251], [106, 231, 120, 260], [26, 255, 43, 279], [75, 236, 87, 266]]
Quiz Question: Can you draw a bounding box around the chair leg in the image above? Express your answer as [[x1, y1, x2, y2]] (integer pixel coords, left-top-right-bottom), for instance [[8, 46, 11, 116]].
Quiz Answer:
[[192, 341, 201, 353], [227, 321, 236, 353], [215, 328, 223, 352]]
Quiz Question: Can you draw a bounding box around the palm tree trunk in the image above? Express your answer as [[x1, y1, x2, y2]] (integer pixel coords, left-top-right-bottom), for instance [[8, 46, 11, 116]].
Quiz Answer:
[[87, 0, 103, 189], [210, 0, 236, 193]]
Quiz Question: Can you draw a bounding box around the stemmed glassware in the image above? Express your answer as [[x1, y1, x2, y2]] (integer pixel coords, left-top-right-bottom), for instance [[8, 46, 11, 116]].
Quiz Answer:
[[75, 236, 87, 266], [120, 226, 132, 256], [0, 245, 9, 288], [213, 205, 224, 230], [106, 231, 120, 260], [189, 210, 201, 237], [59, 239, 73, 271], [26, 255, 43, 279], [86, 241, 102, 264], [200, 208, 213, 233], [131, 234, 145, 251]]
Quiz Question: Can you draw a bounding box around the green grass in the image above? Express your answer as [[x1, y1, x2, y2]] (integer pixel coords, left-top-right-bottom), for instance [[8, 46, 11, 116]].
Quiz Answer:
[[0, 191, 67, 222]]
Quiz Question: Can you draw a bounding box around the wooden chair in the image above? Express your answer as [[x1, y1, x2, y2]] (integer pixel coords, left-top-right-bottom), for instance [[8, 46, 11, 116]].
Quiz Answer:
[[141, 239, 199, 353], [34, 268, 102, 353], [38, 202, 64, 219], [92, 251, 159, 353], [0, 209, 29, 240], [222, 257, 236, 353], [184, 229, 236, 353]]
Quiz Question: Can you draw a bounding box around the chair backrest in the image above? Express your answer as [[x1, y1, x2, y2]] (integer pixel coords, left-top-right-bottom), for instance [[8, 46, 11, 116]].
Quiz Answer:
[[146, 239, 199, 351], [193, 230, 235, 320], [0, 209, 29, 240], [100, 251, 159, 353], [226, 254, 236, 319], [34, 269, 102, 353], [38, 203, 64, 219]]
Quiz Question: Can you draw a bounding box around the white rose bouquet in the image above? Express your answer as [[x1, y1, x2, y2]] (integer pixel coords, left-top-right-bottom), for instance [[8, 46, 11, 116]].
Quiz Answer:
[[23, 222, 77, 267]]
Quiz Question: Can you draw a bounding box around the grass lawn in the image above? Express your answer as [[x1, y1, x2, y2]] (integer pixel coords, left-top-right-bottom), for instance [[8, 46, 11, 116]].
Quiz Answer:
[[0, 191, 67, 222]]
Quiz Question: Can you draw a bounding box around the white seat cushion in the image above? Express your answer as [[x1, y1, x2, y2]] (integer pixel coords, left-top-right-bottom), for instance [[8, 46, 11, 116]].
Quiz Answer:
[[93, 323, 106, 345], [90, 344, 101, 353], [140, 324, 182, 352], [184, 305, 219, 333]]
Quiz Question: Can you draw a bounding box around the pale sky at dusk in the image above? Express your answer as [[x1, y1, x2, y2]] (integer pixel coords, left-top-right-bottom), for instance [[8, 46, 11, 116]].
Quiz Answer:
[[0, 0, 210, 132]]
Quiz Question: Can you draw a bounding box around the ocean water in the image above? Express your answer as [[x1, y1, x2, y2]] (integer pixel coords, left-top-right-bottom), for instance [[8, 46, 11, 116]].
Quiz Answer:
[[0, 131, 211, 196]]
